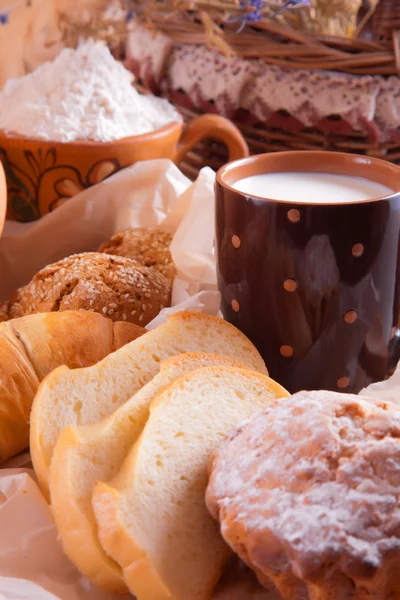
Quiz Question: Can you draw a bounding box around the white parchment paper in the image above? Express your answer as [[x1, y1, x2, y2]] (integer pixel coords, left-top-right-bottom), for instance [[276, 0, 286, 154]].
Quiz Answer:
[[361, 362, 400, 405]]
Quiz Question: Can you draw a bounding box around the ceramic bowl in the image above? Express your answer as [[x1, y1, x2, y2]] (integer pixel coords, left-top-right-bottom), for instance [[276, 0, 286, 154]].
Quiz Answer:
[[1, 114, 248, 222]]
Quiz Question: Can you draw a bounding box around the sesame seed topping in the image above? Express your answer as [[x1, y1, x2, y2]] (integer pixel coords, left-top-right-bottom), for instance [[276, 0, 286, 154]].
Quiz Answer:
[[11, 248, 172, 323], [139, 314, 144, 322]]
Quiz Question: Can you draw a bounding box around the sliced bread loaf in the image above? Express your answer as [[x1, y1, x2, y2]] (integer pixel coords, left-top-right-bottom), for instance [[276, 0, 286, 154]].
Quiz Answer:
[[49, 353, 251, 593], [30, 311, 267, 497], [92, 366, 289, 600]]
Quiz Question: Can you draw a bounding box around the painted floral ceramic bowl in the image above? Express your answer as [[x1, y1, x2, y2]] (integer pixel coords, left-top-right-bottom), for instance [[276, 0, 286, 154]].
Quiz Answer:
[[0, 114, 248, 222]]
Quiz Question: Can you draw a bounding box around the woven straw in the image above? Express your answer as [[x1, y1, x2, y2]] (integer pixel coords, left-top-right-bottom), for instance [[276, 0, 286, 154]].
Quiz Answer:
[[137, 9, 400, 75], [175, 99, 400, 178], [59, 0, 398, 74]]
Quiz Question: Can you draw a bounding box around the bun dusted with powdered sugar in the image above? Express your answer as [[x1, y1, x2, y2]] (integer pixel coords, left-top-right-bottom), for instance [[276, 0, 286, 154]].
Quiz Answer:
[[207, 390, 400, 600]]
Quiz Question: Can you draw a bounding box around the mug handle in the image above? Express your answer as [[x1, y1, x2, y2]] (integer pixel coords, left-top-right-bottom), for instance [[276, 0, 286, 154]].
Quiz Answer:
[[173, 114, 249, 165]]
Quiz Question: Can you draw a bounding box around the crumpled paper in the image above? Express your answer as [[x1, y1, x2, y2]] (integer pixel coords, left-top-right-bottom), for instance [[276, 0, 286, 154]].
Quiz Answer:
[[0, 159, 221, 600], [0, 468, 130, 600], [0, 463, 276, 600], [360, 361, 400, 405]]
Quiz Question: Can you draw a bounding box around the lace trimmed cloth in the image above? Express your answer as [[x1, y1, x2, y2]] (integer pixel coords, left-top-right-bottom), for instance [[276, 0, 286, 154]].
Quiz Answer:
[[125, 22, 173, 92], [125, 23, 400, 144]]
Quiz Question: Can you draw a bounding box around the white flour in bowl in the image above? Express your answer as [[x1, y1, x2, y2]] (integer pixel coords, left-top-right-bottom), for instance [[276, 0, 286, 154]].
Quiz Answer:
[[0, 41, 182, 142]]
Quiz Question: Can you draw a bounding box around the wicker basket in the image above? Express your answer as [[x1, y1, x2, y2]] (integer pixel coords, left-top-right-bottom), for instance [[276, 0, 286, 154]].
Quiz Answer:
[[61, 0, 400, 178], [141, 2, 399, 75], [114, 0, 400, 179]]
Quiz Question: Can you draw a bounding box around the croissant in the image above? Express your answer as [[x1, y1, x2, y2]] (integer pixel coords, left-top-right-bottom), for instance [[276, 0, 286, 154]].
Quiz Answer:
[[0, 310, 144, 462]]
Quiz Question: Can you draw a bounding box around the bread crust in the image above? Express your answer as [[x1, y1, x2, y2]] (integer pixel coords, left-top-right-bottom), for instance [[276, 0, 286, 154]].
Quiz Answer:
[[112, 321, 146, 350], [6, 252, 171, 327], [30, 310, 269, 498], [50, 426, 128, 594], [48, 353, 250, 593], [92, 366, 288, 600], [0, 324, 39, 462], [98, 227, 176, 282]]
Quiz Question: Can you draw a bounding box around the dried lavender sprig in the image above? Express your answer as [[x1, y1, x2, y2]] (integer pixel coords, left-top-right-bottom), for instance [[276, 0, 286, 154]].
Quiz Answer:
[[274, 0, 311, 16], [0, 0, 32, 25], [227, 0, 311, 32]]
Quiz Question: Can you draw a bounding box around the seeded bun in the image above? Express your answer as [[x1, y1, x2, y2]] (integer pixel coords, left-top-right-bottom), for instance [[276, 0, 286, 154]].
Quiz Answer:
[[6, 253, 171, 327], [98, 227, 176, 282]]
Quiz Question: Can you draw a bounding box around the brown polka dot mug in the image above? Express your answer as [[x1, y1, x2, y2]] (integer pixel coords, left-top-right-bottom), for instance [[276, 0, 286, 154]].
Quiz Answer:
[[215, 151, 400, 394]]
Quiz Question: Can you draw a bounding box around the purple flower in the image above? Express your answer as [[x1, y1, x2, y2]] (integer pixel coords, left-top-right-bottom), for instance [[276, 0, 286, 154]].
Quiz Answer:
[[0, 0, 32, 26], [227, 0, 265, 32], [227, 0, 311, 32], [125, 8, 134, 21], [274, 0, 311, 16]]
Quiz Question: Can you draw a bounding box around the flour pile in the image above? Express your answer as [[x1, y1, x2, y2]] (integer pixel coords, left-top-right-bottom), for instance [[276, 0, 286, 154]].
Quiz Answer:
[[0, 41, 181, 142]]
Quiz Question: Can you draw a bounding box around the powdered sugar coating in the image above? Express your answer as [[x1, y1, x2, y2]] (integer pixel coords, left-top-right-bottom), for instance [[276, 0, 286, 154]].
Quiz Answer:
[[206, 391, 400, 593]]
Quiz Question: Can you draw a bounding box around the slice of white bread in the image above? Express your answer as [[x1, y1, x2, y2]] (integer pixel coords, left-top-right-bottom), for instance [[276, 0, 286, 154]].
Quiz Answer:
[[31, 311, 267, 498], [92, 366, 289, 600], [49, 353, 252, 594]]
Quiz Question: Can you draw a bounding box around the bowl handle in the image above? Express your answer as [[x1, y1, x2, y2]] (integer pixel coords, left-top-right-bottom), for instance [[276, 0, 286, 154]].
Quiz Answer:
[[173, 114, 249, 165]]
